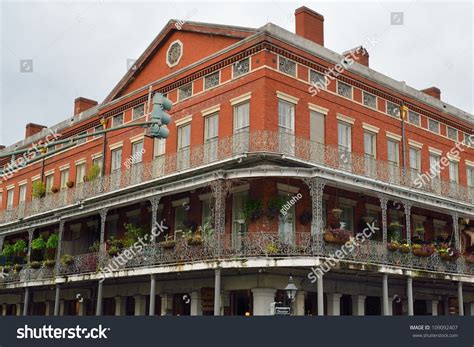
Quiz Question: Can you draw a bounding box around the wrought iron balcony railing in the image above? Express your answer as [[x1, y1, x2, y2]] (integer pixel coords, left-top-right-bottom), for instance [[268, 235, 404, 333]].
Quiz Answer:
[[1, 232, 473, 285], [0, 131, 472, 224]]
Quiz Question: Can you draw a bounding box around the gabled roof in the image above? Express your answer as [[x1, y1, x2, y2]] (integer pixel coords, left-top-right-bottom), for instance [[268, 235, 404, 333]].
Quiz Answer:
[[103, 20, 257, 103]]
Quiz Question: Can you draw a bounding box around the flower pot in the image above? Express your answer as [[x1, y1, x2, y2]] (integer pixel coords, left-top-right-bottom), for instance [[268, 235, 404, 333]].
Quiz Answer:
[[187, 235, 203, 246], [44, 260, 56, 268], [13, 264, 23, 272], [439, 252, 459, 261], [61, 255, 74, 266], [399, 245, 411, 254], [387, 243, 399, 252], [323, 231, 349, 244], [412, 248, 434, 257], [160, 240, 176, 249], [30, 261, 42, 269]]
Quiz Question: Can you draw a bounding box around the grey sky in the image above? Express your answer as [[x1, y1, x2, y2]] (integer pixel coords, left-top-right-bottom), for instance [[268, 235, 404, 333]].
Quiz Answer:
[[1, 0, 472, 147]]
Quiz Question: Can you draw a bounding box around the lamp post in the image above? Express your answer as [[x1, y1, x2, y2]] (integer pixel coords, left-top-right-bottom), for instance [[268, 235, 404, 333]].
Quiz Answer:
[[284, 276, 298, 314]]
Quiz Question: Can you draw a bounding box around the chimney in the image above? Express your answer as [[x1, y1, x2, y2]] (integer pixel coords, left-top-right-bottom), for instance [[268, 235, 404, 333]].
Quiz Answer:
[[25, 123, 46, 139], [295, 6, 324, 46], [74, 97, 98, 116], [421, 87, 441, 100], [343, 46, 369, 67]]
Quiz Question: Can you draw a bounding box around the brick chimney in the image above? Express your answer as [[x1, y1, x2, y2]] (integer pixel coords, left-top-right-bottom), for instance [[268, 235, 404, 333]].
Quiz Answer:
[[25, 123, 46, 139], [343, 46, 369, 67], [74, 97, 98, 116], [295, 6, 324, 46], [421, 87, 441, 100]]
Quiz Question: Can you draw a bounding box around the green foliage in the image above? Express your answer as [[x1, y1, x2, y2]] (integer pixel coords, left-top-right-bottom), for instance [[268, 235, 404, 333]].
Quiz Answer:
[[89, 241, 100, 252], [61, 254, 74, 266], [46, 234, 59, 249], [1, 243, 14, 257], [123, 223, 145, 248], [13, 239, 27, 255], [31, 236, 46, 251], [32, 181, 46, 199], [268, 196, 287, 211], [86, 164, 101, 182], [243, 199, 262, 221]]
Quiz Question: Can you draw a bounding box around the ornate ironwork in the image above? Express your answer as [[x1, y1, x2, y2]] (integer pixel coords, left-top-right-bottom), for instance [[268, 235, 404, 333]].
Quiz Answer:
[[303, 177, 326, 248], [377, 194, 389, 245], [1, 131, 472, 226], [403, 200, 413, 244]]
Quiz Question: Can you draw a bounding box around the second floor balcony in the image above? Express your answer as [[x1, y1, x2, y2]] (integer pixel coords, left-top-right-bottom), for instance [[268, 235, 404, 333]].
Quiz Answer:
[[0, 130, 472, 225]]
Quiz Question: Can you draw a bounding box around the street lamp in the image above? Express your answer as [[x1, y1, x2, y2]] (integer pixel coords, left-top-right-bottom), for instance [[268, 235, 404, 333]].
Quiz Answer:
[[284, 276, 298, 302]]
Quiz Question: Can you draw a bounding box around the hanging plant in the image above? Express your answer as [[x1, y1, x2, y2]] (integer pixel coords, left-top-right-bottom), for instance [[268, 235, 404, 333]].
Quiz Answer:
[[66, 181, 74, 188], [266, 196, 287, 219], [51, 186, 59, 194], [13, 239, 27, 256], [86, 164, 101, 182], [31, 236, 46, 251], [61, 254, 74, 266], [331, 207, 343, 219], [243, 199, 262, 222], [299, 211, 312, 225], [1, 243, 14, 258], [46, 234, 59, 250]]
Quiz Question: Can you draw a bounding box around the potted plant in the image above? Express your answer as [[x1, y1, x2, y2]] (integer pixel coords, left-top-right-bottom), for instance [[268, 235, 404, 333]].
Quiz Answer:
[[187, 234, 203, 246], [1, 242, 15, 259], [89, 241, 100, 253], [61, 254, 74, 266], [412, 244, 435, 257], [266, 242, 278, 255], [13, 239, 27, 258], [243, 199, 263, 222], [43, 260, 56, 268], [399, 242, 411, 254], [299, 211, 312, 225], [323, 228, 351, 244], [13, 264, 23, 272], [437, 244, 460, 261], [107, 245, 119, 256], [160, 236, 176, 249], [66, 181, 74, 188], [266, 196, 287, 220], [32, 181, 46, 199], [30, 261, 42, 269], [387, 241, 400, 252], [1, 265, 11, 273], [51, 186, 59, 194]]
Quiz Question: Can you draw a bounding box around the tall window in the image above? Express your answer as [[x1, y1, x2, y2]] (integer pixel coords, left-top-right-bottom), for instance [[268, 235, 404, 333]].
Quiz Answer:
[[340, 204, 354, 232], [153, 138, 166, 157], [429, 153, 441, 179], [131, 141, 144, 165], [233, 102, 249, 132], [174, 203, 189, 239], [45, 174, 54, 193], [467, 167, 474, 197], [204, 113, 219, 162], [6, 188, 14, 208], [448, 161, 459, 183], [76, 164, 86, 184], [364, 131, 376, 176], [177, 124, 191, 169], [111, 148, 122, 172], [278, 192, 295, 245], [338, 122, 352, 170], [409, 147, 421, 172], [19, 185, 27, 204], [387, 140, 399, 166], [232, 191, 248, 248], [310, 110, 325, 144], [60, 169, 69, 189], [278, 100, 294, 132]]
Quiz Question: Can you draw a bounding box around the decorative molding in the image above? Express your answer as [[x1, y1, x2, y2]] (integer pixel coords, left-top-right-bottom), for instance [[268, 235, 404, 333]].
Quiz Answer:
[[336, 113, 355, 125], [408, 139, 423, 149], [276, 183, 300, 194], [175, 115, 193, 127], [109, 141, 123, 150], [428, 147, 443, 155], [201, 104, 221, 117], [386, 131, 402, 141], [308, 103, 329, 115], [276, 91, 299, 104], [230, 92, 252, 106], [171, 197, 189, 207], [362, 123, 380, 134], [130, 134, 145, 144]]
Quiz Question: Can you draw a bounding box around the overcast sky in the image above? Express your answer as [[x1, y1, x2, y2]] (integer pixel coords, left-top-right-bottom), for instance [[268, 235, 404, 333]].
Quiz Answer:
[[0, 0, 472, 147]]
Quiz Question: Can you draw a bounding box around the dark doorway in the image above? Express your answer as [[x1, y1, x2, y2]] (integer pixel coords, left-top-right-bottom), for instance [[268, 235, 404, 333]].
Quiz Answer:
[[365, 296, 381, 315], [304, 291, 327, 315], [414, 300, 427, 315], [230, 290, 252, 316], [173, 293, 191, 316], [340, 295, 352, 315]]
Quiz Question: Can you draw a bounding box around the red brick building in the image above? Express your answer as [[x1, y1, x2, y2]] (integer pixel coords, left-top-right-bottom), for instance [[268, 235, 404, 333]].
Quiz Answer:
[[0, 6, 473, 316]]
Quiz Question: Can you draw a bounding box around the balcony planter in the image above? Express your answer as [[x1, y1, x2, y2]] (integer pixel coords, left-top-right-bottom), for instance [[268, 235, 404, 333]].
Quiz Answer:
[[13, 264, 23, 272], [61, 254, 74, 266], [266, 242, 278, 255], [30, 261, 42, 269], [66, 181, 74, 188], [399, 244, 411, 254], [412, 244, 435, 257], [387, 242, 399, 252], [438, 248, 460, 261], [160, 240, 176, 250], [187, 235, 203, 246], [323, 229, 351, 244], [107, 246, 119, 257], [51, 186, 59, 194], [43, 260, 56, 268], [2, 266, 11, 273], [243, 199, 263, 222], [266, 196, 286, 220]]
